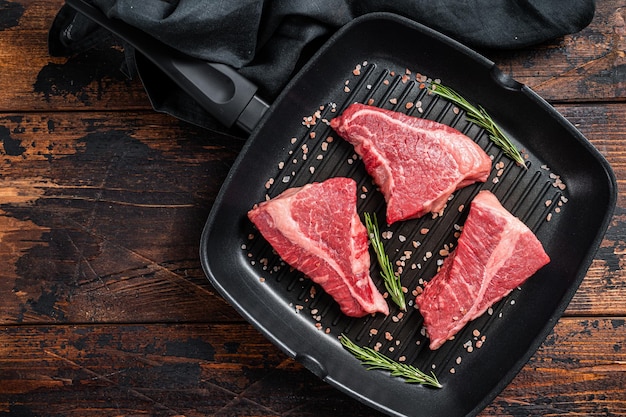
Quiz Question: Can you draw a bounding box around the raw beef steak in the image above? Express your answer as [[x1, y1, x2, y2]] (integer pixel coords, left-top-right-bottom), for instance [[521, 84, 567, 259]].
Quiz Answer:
[[415, 190, 550, 349], [248, 177, 389, 317], [330, 103, 492, 224]]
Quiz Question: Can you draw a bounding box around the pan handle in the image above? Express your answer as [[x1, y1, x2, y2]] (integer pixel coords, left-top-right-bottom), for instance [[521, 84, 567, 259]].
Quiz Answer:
[[64, 0, 268, 133]]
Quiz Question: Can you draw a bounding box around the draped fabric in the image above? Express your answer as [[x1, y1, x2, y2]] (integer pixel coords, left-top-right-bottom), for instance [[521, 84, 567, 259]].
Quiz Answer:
[[49, 0, 595, 132]]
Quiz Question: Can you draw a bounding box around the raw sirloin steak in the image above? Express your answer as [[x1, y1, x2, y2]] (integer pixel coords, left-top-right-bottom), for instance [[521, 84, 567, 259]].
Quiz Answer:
[[415, 190, 550, 350], [248, 177, 389, 317], [330, 103, 492, 224]]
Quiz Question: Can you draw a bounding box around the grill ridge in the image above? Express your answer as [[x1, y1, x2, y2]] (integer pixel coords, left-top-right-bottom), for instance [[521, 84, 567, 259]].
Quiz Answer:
[[242, 60, 569, 377]]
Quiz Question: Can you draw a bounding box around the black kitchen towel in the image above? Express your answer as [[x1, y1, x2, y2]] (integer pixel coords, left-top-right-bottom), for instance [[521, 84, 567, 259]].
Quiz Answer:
[[49, 0, 596, 133]]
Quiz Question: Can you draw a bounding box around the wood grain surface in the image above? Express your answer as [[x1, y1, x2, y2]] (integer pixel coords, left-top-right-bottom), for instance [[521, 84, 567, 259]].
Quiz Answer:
[[1, 1, 625, 416]]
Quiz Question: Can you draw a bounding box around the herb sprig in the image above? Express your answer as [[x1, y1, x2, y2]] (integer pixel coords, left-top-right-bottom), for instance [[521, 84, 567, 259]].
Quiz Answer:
[[364, 212, 406, 311], [340, 334, 442, 388], [429, 82, 526, 167]]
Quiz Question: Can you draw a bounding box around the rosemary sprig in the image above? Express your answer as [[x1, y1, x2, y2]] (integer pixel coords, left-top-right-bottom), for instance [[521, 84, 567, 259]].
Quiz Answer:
[[429, 82, 526, 167], [340, 334, 442, 388], [364, 212, 406, 311]]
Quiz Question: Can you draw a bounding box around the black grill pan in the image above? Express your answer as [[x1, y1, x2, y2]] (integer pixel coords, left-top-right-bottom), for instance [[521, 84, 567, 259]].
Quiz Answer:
[[67, 4, 617, 416], [199, 16, 616, 416], [201, 15, 616, 416]]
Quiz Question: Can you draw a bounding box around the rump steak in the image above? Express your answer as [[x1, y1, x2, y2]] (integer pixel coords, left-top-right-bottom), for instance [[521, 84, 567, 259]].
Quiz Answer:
[[248, 177, 389, 317], [415, 190, 550, 350], [330, 103, 492, 224]]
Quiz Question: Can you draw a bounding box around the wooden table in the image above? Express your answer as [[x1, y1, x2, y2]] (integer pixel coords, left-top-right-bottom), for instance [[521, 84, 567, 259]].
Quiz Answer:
[[1, 1, 625, 415]]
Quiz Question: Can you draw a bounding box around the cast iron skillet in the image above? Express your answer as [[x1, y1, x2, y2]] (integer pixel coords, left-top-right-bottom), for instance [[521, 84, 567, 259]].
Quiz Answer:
[[67, 2, 617, 416]]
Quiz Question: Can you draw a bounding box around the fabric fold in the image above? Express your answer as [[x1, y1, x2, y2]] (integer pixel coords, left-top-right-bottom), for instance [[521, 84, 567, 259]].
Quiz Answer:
[[49, 0, 596, 132]]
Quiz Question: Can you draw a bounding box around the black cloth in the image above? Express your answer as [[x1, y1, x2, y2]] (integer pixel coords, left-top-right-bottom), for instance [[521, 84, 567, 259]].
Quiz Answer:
[[49, 0, 596, 133]]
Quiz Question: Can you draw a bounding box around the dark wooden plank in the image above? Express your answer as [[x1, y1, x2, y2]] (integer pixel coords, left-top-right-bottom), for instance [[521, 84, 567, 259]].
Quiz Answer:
[[0, 111, 243, 324], [0, 319, 624, 416], [0, 0, 151, 112], [486, 317, 626, 416], [491, 0, 626, 102], [0, 1, 625, 113], [0, 323, 376, 417]]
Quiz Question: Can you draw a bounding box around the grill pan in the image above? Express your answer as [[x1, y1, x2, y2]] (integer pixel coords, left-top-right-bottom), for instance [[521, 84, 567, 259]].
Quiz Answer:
[[67, 4, 617, 416]]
